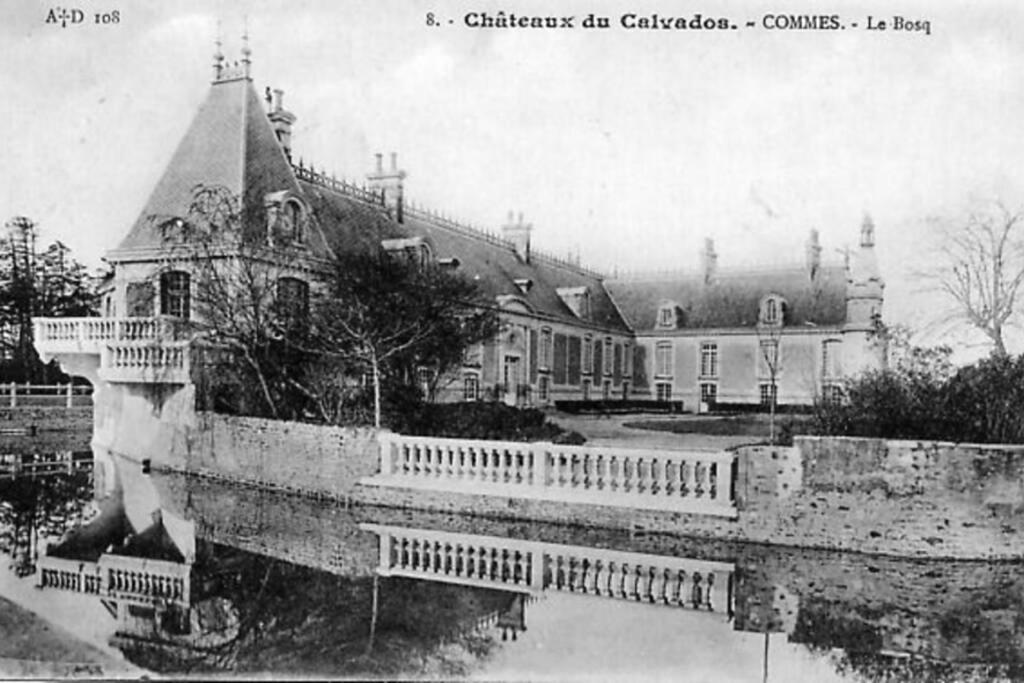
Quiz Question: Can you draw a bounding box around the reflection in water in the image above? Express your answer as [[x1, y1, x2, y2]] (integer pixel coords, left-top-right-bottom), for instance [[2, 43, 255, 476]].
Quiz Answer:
[[4, 454, 1024, 681], [0, 452, 94, 576]]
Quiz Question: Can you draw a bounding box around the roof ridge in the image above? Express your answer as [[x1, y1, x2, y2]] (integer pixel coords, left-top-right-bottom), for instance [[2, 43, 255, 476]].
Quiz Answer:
[[613, 259, 846, 282], [292, 159, 608, 279]]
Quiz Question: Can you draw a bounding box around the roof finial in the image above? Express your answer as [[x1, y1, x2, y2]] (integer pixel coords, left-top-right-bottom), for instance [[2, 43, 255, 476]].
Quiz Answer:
[[241, 16, 252, 78], [212, 19, 224, 80]]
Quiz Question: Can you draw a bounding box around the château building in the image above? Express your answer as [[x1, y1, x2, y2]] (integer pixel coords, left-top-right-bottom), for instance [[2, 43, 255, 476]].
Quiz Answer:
[[100, 42, 885, 411]]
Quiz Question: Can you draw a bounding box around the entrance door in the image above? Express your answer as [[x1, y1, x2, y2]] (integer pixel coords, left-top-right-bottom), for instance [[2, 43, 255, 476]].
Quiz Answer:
[[503, 355, 520, 406]]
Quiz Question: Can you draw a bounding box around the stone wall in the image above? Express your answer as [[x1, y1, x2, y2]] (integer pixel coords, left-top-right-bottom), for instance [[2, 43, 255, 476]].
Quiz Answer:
[[355, 436, 1024, 559], [159, 412, 379, 500]]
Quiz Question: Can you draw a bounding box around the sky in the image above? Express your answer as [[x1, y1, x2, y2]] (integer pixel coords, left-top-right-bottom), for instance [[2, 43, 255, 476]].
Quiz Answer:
[[2, 0, 1024, 357]]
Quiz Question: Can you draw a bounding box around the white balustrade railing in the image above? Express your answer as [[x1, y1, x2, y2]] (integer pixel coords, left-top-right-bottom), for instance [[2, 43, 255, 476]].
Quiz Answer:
[[34, 317, 195, 384], [374, 434, 737, 517], [37, 556, 105, 595], [34, 316, 189, 347], [99, 554, 191, 605], [373, 525, 541, 592], [363, 523, 734, 615], [37, 553, 191, 606]]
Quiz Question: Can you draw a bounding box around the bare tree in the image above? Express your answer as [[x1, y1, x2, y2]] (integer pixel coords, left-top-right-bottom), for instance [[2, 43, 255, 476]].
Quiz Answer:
[[920, 200, 1024, 357], [756, 323, 783, 444], [312, 249, 498, 429]]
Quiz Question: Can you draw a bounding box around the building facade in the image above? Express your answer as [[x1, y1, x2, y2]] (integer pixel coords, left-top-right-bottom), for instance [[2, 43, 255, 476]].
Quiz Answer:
[[99, 47, 884, 411]]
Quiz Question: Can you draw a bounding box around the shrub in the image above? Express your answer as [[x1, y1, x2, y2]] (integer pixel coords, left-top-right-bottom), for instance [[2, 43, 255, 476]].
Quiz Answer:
[[813, 351, 1024, 445], [390, 401, 584, 444]]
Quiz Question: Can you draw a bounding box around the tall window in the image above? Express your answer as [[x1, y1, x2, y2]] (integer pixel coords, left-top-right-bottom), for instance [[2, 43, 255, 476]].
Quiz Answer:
[[277, 277, 310, 319], [623, 343, 632, 379], [539, 328, 553, 369], [582, 335, 593, 374], [538, 375, 550, 402], [822, 340, 842, 379], [463, 375, 479, 401], [656, 382, 672, 402], [285, 201, 303, 242], [160, 271, 191, 319], [603, 338, 613, 376], [699, 342, 718, 378], [655, 341, 673, 377], [758, 340, 779, 378], [700, 382, 718, 405]]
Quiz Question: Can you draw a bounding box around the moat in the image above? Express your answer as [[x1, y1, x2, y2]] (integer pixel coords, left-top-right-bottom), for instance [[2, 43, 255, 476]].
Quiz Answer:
[[2, 450, 1024, 681]]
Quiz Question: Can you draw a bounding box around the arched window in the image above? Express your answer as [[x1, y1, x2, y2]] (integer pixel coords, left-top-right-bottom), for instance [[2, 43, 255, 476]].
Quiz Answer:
[[159, 271, 191, 319], [760, 294, 787, 326]]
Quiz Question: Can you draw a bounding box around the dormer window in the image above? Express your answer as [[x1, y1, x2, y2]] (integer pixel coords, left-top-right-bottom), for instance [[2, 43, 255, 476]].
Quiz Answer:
[[514, 278, 533, 295], [265, 191, 307, 246], [760, 294, 787, 326], [656, 301, 681, 329], [381, 237, 431, 267], [556, 286, 591, 319]]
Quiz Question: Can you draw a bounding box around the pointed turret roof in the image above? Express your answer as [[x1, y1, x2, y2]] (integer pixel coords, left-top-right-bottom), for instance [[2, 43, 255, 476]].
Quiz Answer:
[[108, 75, 330, 259]]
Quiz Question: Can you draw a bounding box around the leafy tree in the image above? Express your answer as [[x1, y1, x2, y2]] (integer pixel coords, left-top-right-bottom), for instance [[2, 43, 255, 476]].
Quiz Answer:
[[918, 199, 1024, 357], [0, 217, 99, 382]]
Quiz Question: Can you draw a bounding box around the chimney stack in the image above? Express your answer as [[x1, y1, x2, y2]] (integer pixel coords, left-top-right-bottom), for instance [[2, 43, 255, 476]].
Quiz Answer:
[[806, 228, 822, 278], [502, 211, 532, 263], [267, 88, 296, 159], [367, 151, 407, 223], [860, 213, 875, 248], [701, 237, 717, 284]]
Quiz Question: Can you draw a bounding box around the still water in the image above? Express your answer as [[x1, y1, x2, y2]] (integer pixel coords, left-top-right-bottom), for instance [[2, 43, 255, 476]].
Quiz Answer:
[[2, 453, 1024, 681]]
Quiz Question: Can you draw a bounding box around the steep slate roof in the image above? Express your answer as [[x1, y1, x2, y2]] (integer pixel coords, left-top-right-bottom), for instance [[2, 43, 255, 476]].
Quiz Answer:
[[296, 181, 632, 332], [109, 77, 331, 259], [605, 264, 848, 332]]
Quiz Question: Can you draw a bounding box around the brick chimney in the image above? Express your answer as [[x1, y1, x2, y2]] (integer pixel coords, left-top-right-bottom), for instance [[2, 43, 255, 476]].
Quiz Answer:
[[502, 211, 532, 263], [266, 88, 296, 159], [806, 228, 822, 279], [367, 152, 406, 223], [701, 237, 717, 284]]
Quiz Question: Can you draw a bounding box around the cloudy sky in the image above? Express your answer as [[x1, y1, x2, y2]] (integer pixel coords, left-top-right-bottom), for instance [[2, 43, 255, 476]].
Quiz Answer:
[[2, 0, 1023, 354]]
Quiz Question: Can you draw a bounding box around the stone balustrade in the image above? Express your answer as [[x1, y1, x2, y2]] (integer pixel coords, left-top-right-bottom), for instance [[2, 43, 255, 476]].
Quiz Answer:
[[363, 523, 734, 615], [38, 556, 105, 595], [33, 317, 193, 384], [100, 554, 191, 604], [99, 341, 192, 384], [37, 552, 191, 607], [373, 433, 737, 518]]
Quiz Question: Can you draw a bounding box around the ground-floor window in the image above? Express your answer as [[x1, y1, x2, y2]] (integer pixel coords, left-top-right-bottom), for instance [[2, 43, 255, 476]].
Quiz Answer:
[[582, 379, 591, 401], [655, 382, 672, 402], [463, 375, 479, 401], [759, 383, 777, 407], [621, 381, 629, 400], [538, 375, 550, 402], [603, 380, 611, 400], [700, 382, 717, 405], [417, 368, 433, 397], [823, 383, 843, 405]]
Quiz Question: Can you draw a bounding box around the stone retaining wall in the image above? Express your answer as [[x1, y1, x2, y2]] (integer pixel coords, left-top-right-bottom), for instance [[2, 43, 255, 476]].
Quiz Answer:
[[159, 412, 380, 500]]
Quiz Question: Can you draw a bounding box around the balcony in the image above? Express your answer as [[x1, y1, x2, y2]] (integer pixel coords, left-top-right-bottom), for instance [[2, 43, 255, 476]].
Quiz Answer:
[[33, 317, 194, 385]]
